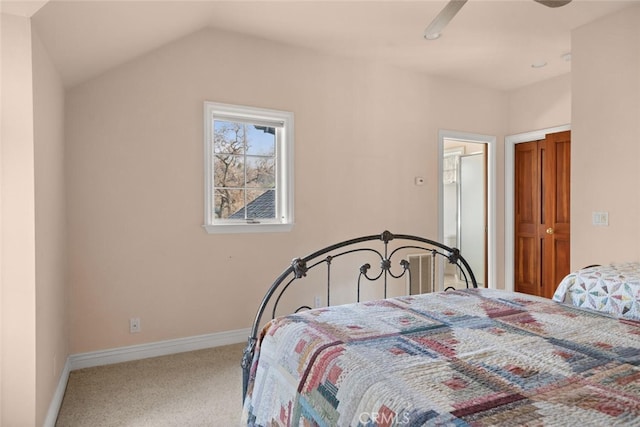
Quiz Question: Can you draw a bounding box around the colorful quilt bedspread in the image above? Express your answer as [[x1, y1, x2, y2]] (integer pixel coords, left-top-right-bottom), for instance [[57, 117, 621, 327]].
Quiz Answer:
[[553, 262, 640, 321], [242, 288, 640, 426]]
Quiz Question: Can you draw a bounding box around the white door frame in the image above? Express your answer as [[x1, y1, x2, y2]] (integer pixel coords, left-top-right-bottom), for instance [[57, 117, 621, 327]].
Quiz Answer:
[[504, 124, 571, 292], [438, 130, 496, 289]]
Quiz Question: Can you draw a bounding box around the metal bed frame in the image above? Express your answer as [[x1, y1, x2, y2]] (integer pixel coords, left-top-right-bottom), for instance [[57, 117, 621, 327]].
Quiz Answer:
[[241, 230, 478, 399]]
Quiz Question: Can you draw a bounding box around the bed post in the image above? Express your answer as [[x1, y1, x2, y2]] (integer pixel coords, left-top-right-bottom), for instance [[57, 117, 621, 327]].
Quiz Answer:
[[241, 337, 256, 400]]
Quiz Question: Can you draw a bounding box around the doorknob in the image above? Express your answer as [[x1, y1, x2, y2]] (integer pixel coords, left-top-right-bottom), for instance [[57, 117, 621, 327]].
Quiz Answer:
[[546, 227, 554, 235]]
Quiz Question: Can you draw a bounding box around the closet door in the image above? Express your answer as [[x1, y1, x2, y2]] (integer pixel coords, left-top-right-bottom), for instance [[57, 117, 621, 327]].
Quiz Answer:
[[514, 141, 540, 296], [514, 131, 571, 298], [541, 131, 571, 298]]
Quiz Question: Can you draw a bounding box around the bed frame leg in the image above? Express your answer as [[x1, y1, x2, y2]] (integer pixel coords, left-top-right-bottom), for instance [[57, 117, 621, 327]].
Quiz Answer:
[[241, 337, 257, 401]]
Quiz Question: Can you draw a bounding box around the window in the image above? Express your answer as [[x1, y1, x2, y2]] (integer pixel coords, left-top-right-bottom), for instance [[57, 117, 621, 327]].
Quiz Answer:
[[203, 102, 294, 233]]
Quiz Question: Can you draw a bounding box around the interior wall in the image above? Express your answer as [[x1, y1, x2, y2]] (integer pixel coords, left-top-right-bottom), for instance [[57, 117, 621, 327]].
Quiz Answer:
[[507, 73, 571, 135], [65, 27, 508, 354], [32, 27, 68, 425], [0, 12, 37, 426], [571, 5, 640, 268]]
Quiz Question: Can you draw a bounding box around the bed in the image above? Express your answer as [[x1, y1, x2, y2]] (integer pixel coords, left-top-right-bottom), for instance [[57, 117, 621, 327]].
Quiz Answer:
[[553, 262, 640, 321], [241, 232, 640, 426]]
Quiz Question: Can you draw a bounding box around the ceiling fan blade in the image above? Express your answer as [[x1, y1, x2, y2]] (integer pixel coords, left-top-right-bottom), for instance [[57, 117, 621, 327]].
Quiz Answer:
[[534, 0, 572, 8], [424, 0, 468, 40]]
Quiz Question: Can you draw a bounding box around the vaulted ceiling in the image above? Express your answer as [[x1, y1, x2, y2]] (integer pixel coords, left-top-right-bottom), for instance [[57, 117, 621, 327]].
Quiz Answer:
[[25, 0, 640, 91]]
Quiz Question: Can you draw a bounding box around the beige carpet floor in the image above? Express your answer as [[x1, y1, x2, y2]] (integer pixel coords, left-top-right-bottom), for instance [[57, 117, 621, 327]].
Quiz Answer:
[[55, 343, 245, 426]]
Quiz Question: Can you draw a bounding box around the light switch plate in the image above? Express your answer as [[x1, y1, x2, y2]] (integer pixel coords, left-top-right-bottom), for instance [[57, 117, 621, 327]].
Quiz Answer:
[[592, 211, 609, 226]]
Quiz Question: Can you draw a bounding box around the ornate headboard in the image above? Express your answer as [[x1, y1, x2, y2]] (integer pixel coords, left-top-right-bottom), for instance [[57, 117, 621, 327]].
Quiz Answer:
[[241, 230, 478, 399]]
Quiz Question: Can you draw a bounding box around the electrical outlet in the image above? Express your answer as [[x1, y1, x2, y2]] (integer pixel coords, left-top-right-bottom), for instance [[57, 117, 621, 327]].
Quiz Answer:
[[314, 296, 322, 308], [130, 317, 141, 333]]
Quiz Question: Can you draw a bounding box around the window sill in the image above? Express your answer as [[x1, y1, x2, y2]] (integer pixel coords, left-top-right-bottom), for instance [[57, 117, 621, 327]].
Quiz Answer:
[[202, 223, 294, 234]]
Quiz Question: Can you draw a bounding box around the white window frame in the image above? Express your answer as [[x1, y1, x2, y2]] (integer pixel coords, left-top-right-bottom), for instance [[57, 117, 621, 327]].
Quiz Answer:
[[203, 101, 294, 234]]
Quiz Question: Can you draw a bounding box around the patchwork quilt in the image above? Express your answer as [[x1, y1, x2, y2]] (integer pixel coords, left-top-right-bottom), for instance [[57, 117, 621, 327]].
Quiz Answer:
[[553, 262, 640, 321], [242, 288, 640, 426]]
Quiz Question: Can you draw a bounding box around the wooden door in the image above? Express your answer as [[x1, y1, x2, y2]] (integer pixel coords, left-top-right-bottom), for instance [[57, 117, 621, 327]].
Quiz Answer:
[[514, 131, 570, 298]]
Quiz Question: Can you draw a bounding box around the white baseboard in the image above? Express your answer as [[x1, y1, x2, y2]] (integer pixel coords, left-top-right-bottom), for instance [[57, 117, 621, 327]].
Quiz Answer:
[[43, 357, 71, 427], [68, 328, 250, 370], [43, 328, 250, 427]]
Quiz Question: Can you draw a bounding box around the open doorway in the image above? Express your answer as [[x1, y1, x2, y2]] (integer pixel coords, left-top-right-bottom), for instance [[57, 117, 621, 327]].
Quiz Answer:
[[438, 130, 496, 289]]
